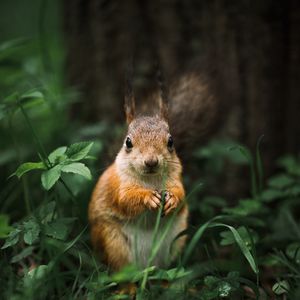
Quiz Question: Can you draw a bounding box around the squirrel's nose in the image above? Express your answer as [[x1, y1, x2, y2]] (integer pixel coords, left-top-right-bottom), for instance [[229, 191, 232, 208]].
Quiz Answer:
[[144, 157, 159, 169]]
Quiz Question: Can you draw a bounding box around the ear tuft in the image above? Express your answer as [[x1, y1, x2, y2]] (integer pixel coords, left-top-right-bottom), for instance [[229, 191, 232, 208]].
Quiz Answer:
[[124, 61, 135, 124], [158, 96, 168, 121], [156, 65, 169, 121], [124, 94, 135, 124]]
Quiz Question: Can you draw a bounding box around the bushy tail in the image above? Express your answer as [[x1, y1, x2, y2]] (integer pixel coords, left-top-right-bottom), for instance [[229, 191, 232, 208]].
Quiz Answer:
[[168, 73, 221, 160]]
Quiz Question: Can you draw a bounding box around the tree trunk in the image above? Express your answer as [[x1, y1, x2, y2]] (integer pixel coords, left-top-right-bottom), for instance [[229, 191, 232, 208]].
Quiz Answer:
[[64, 0, 300, 194]]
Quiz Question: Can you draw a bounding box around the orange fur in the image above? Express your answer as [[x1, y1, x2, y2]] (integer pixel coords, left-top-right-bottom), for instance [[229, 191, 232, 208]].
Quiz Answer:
[[88, 115, 188, 272]]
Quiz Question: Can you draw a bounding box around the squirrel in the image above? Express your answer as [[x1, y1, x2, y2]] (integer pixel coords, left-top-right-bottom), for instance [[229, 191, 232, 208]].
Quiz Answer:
[[88, 72, 218, 272], [88, 77, 190, 272]]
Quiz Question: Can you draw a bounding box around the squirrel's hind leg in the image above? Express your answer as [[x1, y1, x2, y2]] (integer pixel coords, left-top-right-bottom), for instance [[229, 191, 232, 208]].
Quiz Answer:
[[90, 220, 131, 271]]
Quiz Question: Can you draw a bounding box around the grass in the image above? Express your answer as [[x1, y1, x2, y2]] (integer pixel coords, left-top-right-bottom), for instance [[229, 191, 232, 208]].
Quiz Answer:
[[1, 4, 300, 300]]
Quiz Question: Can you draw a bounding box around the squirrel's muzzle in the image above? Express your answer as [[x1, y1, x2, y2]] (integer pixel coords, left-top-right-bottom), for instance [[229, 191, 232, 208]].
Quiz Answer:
[[144, 157, 159, 172]]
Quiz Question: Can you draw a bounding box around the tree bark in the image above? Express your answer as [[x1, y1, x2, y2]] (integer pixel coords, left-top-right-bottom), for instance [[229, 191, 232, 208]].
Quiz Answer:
[[64, 0, 300, 193]]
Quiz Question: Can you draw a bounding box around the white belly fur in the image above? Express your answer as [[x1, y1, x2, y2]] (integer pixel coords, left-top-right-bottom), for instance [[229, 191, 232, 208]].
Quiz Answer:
[[122, 211, 185, 268]]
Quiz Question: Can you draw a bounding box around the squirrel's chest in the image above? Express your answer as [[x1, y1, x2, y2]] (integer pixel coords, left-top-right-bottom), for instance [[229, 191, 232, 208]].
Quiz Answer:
[[128, 174, 165, 191], [121, 212, 184, 268]]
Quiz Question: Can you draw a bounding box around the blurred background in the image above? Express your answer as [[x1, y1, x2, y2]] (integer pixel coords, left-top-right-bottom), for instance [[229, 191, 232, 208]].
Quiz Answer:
[[64, 0, 300, 172], [1, 0, 300, 298], [1, 0, 299, 196]]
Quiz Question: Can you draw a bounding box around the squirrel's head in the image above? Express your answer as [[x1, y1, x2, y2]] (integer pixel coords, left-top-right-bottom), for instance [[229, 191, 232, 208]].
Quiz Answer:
[[116, 80, 181, 178]]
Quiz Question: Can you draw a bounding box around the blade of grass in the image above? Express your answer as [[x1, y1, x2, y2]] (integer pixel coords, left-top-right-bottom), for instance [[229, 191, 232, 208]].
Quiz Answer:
[[139, 172, 170, 294], [71, 251, 83, 295], [256, 135, 264, 195], [273, 250, 300, 276], [181, 215, 225, 266], [239, 146, 257, 199], [212, 223, 259, 274], [182, 219, 259, 275], [139, 190, 166, 292]]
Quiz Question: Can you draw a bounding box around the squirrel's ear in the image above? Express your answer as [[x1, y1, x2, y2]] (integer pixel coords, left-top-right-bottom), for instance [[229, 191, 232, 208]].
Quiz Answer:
[[156, 63, 169, 121], [124, 75, 135, 124], [124, 93, 135, 124], [159, 96, 168, 121], [124, 60, 135, 124]]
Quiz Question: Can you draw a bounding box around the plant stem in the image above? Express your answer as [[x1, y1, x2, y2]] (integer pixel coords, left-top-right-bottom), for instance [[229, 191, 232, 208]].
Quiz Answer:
[[60, 178, 77, 204], [19, 103, 50, 168], [9, 114, 32, 214]]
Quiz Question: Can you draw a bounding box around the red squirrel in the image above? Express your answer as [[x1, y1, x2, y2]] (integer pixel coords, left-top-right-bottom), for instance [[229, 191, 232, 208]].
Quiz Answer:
[[88, 80, 188, 271]]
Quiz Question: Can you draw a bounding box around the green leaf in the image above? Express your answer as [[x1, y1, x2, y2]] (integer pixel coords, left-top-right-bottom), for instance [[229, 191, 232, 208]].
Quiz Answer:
[[12, 162, 46, 179], [3, 91, 19, 103], [61, 162, 92, 180], [223, 199, 265, 216], [38, 201, 56, 223], [200, 288, 219, 300], [66, 142, 94, 161], [23, 264, 51, 289], [286, 243, 300, 263], [149, 267, 191, 281], [0, 214, 13, 238], [83, 155, 97, 160], [27, 264, 49, 280], [0, 38, 28, 55], [48, 146, 67, 164], [183, 218, 259, 275], [218, 281, 232, 297], [1, 228, 21, 249], [11, 246, 34, 263], [220, 226, 258, 248], [277, 155, 300, 176], [204, 276, 235, 298], [0, 103, 8, 120], [44, 218, 75, 240], [260, 189, 284, 202], [166, 267, 192, 280], [148, 269, 170, 281], [272, 280, 289, 295], [44, 222, 68, 240], [227, 271, 240, 280], [41, 165, 62, 190], [21, 90, 44, 100], [286, 185, 300, 197], [111, 265, 141, 283], [268, 174, 294, 189], [204, 275, 219, 288], [20, 90, 44, 108], [216, 223, 259, 274], [23, 219, 40, 245], [2, 89, 44, 111]]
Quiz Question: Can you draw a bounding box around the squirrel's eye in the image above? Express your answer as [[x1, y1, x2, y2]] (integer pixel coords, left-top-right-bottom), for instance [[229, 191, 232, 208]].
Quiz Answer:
[[167, 136, 174, 151], [125, 137, 133, 149]]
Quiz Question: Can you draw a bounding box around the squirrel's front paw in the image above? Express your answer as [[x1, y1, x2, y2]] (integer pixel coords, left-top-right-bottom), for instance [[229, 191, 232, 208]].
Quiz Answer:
[[144, 191, 161, 210], [164, 191, 180, 215]]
